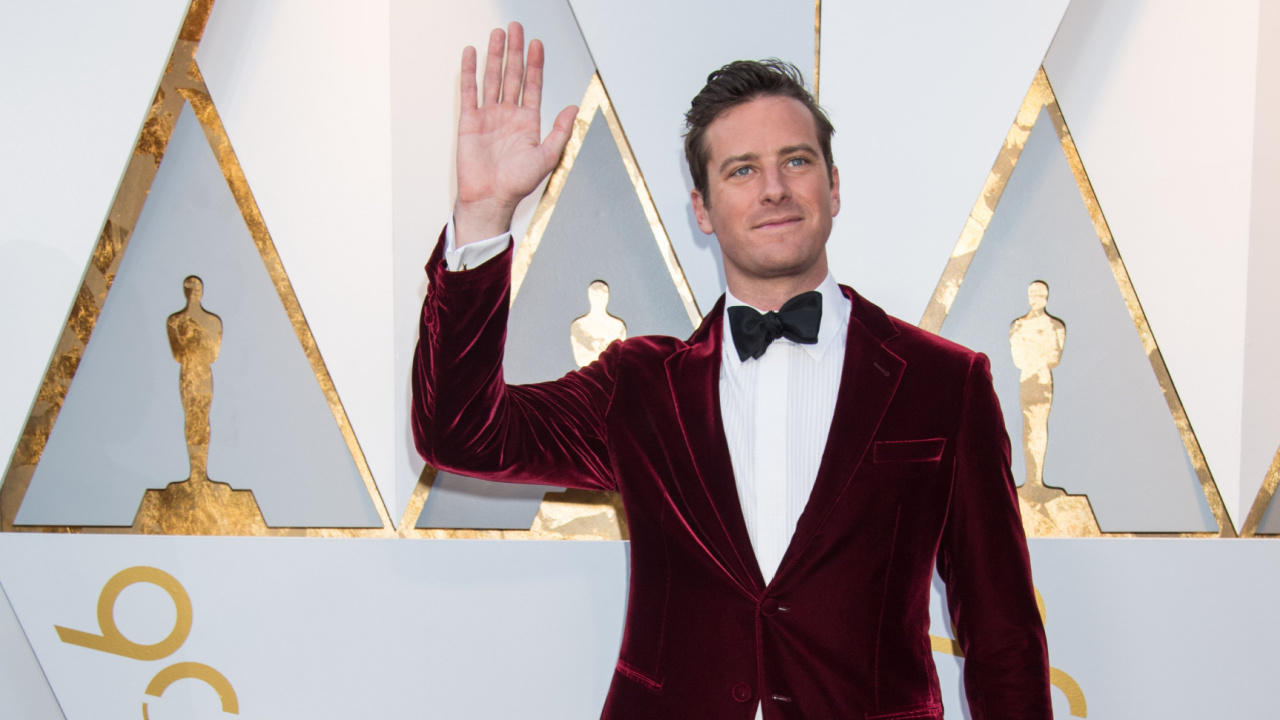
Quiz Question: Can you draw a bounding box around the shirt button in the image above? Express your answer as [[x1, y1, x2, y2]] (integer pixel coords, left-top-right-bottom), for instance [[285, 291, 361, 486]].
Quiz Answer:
[[732, 682, 752, 702], [761, 598, 779, 616]]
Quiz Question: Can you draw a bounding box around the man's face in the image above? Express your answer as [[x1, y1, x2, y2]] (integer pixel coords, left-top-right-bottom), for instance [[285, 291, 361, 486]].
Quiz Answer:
[[691, 95, 840, 294]]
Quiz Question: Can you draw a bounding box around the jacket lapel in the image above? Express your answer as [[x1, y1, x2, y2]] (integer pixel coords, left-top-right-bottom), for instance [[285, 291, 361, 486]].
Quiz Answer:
[[665, 298, 765, 595], [774, 286, 905, 583]]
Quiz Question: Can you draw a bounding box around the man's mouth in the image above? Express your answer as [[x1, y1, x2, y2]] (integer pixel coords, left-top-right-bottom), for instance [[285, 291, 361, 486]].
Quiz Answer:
[[753, 215, 803, 230]]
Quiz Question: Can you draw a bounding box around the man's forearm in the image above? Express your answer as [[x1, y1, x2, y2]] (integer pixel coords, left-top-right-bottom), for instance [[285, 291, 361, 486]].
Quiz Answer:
[[411, 226, 617, 491], [411, 226, 514, 472]]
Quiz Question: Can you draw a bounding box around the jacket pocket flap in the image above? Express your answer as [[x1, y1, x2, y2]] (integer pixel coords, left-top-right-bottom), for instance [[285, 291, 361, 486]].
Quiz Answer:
[[872, 438, 945, 463], [866, 702, 944, 719], [615, 659, 663, 692]]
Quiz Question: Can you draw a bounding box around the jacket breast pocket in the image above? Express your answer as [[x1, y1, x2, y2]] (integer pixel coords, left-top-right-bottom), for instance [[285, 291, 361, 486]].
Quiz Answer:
[[872, 438, 945, 463]]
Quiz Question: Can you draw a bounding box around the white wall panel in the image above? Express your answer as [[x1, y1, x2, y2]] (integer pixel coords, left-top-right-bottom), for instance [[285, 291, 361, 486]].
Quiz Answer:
[[5, 534, 1280, 717], [819, 0, 1070, 322], [1045, 0, 1261, 525], [932, 540, 1280, 716], [0, 534, 627, 719], [1241, 0, 1280, 522], [197, 0, 397, 512], [568, 0, 815, 311], [389, 0, 597, 522], [0, 0, 191, 478]]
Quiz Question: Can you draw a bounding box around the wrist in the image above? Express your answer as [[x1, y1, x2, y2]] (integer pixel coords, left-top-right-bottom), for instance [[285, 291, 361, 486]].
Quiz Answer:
[[453, 198, 516, 247]]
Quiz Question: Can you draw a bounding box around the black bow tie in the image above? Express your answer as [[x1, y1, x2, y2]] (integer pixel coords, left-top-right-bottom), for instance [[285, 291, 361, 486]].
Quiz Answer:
[[727, 291, 822, 362]]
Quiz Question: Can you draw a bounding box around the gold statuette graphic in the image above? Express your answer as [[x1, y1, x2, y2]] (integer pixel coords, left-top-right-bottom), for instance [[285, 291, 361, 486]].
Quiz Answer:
[[1009, 281, 1099, 537], [570, 281, 627, 368], [526, 280, 632, 540], [170, 276, 220, 481], [132, 276, 267, 535]]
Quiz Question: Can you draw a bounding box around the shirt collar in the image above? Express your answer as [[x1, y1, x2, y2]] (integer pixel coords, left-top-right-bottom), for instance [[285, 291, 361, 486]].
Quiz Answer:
[[722, 273, 849, 368]]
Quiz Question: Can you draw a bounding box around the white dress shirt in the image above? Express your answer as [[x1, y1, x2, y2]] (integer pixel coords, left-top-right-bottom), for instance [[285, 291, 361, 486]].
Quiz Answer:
[[444, 226, 851, 718], [720, 276, 849, 586]]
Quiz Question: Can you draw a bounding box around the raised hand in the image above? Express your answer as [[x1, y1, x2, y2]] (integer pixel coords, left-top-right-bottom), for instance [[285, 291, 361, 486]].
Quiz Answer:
[[453, 22, 578, 246]]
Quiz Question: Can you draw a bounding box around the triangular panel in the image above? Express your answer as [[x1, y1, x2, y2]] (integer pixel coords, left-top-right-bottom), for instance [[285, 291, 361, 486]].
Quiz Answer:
[[1, 8, 391, 535], [922, 70, 1233, 537]]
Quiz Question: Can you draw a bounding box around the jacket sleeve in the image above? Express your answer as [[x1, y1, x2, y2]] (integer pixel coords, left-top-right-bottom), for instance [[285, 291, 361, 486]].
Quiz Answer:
[[411, 228, 618, 492], [936, 352, 1052, 719]]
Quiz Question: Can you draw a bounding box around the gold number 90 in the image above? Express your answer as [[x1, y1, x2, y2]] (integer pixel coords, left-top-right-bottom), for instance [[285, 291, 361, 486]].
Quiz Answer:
[[55, 566, 238, 716]]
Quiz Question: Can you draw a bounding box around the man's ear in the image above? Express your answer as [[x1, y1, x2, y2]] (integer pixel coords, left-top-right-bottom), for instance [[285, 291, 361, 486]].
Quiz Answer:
[[691, 189, 715, 235], [829, 164, 841, 218]]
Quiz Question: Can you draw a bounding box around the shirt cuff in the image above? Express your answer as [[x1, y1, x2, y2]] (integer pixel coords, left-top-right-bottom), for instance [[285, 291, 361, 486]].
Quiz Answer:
[[443, 218, 510, 271]]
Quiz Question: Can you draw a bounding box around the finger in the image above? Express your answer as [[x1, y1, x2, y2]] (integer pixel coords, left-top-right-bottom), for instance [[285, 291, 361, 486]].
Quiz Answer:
[[521, 38, 545, 110], [501, 21, 525, 104], [539, 104, 578, 169], [460, 46, 478, 110], [481, 28, 504, 106]]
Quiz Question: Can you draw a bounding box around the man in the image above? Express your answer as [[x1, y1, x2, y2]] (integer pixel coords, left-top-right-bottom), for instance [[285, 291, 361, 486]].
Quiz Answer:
[[413, 22, 1051, 719]]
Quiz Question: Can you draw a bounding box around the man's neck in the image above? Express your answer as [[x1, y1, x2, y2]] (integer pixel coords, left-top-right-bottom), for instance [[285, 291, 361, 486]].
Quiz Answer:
[[724, 265, 829, 312]]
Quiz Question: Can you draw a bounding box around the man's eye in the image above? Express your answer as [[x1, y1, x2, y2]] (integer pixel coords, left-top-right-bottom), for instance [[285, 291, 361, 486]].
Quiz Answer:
[[786, 156, 809, 167], [730, 166, 752, 177]]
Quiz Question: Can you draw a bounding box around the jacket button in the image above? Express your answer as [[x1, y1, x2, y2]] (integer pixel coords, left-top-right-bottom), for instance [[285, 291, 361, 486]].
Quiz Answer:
[[732, 682, 752, 702], [761, 598, 779, 616]]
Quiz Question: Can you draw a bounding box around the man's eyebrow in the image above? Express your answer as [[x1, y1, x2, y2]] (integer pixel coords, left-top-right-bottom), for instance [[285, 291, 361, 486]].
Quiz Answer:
[[718, 152, 758, 174], [716, 151, 752, 174], [779, 144, 819, 157]]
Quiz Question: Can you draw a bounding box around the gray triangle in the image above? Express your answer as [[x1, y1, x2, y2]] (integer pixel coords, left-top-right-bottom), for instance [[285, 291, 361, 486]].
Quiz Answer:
[[940, 107, 1216, 533], [420, 109, 695, 529], [0, 581, 65, 719], [18, 105, 380, 528]]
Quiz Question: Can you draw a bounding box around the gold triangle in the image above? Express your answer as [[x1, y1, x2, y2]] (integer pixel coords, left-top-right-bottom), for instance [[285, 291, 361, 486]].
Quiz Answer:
[[813, 0, 823, 102], [918, 67, 1235, 538], [0, 0, 394, 537], [400, 72, 698, 540], [1240, 445, 1280, 536]]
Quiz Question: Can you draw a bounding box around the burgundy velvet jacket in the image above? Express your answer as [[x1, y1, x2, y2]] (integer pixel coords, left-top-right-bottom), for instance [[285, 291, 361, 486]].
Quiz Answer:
[[412, 235, 1051, 719]]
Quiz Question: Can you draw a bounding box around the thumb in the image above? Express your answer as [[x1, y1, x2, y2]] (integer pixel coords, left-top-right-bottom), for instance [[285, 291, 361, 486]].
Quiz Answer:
[[539, 104, 579, 170]]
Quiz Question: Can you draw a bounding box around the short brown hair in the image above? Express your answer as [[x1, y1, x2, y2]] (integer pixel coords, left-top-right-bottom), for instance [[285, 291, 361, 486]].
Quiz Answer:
[[683, 59, 834, 203]]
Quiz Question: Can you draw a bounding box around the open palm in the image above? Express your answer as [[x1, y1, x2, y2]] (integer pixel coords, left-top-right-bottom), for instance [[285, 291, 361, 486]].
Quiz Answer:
[[454, 23, 577, 245]]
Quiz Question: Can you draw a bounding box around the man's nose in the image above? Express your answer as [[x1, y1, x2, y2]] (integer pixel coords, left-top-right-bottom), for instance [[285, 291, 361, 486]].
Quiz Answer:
[[759, 166, 790, 203]]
